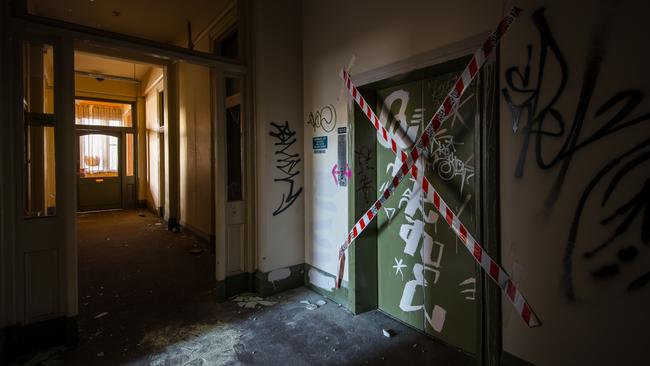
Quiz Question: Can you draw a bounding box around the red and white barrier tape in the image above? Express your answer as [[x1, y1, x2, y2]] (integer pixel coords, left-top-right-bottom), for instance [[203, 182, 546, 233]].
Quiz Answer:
[[336, 6, 540, 328]]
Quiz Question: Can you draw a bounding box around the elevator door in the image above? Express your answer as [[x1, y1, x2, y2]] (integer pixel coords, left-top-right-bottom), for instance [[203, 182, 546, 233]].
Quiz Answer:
[[376, 72, 479, 353], [77, 133, 122, 211]]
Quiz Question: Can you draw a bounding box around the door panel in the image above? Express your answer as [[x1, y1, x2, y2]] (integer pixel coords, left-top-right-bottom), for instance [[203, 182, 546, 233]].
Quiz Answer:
[[422, 73, 478, 352], [377, 79, 424, 329], [376, 72, 479, 353], [78, 133, 122, 211], [124, 132, 136, 208], [15, 35, 75, 326], [225, 77, 246, 275]]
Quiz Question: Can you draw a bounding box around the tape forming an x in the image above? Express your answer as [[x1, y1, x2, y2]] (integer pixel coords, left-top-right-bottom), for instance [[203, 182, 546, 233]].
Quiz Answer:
[[336, 6, 541, 328]]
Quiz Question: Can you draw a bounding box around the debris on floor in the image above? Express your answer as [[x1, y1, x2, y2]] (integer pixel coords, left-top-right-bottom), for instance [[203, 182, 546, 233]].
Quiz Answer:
[[19, 346, 66, 366], [382, 329, 392, 338], [301, 299, 327, 310], [229, 293, 277, 309], [94, 311, 109, 319]]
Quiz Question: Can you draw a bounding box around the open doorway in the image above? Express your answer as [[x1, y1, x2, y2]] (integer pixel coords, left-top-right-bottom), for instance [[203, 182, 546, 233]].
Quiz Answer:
[[74, 51, 164, 214], [70, 51, 219, 364]]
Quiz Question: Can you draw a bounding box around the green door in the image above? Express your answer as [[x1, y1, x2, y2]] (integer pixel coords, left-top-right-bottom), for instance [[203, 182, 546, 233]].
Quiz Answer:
[[77, 133, 122, 211], [376, 72, 479, 353]]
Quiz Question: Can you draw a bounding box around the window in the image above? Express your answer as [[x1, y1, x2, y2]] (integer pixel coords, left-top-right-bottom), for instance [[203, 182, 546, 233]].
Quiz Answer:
[[78, 134, 119, 178], [213, 28, 239, 60], [126, 133, 134, 177], [75, 100, 132, 127], [23, 41, 56, 217], [157, 90, 164, 127], [225, 77, 243, 201]]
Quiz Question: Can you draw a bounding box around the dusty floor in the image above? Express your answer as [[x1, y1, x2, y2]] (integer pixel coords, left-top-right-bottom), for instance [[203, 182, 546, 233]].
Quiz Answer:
[[17, 209, 474, 366]]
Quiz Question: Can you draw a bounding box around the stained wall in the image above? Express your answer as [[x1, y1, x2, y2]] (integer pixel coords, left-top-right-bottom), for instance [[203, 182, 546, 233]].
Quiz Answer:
[[302, 0, 650, 365]]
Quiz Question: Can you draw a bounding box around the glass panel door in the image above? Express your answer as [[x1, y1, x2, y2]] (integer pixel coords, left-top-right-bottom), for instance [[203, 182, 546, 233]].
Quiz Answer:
[[77, 133, 122, 211]]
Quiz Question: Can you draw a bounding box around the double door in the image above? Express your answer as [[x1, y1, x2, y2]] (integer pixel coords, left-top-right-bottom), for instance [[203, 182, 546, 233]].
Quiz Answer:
[[376, 73, 479, 353]]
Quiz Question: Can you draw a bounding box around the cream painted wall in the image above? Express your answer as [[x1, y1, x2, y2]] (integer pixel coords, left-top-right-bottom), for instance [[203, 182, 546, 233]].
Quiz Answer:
[[177, 61, 213, 237], [302, 0, 649, 365], [302, 0, 501, 283], [253, 0, 305, 273], [74, 76, 138, 102], [144, 81, 162, 210]]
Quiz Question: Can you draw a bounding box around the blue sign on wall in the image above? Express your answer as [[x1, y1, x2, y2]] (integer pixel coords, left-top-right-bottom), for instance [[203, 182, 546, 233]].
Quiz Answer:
[[313, 136, 328, 154]]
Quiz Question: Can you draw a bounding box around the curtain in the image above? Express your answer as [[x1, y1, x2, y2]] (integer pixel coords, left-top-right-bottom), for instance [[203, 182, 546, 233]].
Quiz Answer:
[[75, 103, 131, 127]]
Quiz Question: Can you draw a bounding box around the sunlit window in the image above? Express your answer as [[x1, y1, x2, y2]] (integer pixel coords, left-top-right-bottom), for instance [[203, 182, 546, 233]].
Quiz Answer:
[[75, 100, 132, 127], [79, 134, 119, 178]]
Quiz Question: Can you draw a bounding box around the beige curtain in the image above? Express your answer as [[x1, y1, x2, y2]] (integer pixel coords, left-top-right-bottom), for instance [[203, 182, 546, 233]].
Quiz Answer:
[[75, 103, 131, 127]]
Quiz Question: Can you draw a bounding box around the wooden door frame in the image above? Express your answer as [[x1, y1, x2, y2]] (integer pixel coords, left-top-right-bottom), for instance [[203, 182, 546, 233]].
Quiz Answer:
[[73, 97, 138, 211], [75, 130, 122, 211], [346, 33, 502, 366]]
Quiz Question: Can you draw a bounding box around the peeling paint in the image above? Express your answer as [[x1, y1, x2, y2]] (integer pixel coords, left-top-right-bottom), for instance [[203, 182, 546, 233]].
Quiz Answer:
[[308, 268, 336, 291], [268, 267, 291, 282]]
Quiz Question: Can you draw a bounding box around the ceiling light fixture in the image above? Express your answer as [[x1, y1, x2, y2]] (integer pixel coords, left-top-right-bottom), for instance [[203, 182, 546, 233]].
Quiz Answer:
[[75, 71, 140, 84]]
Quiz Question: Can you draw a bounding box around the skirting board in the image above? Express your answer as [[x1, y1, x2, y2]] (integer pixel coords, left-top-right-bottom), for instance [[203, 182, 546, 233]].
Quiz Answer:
[[214, 264, 306, 302], [254, 263, 305, 297]]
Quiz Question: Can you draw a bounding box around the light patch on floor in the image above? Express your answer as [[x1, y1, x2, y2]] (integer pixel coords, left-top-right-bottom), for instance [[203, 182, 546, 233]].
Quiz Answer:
[[143, 321, 242, 366], [230, 293, 277, 308]]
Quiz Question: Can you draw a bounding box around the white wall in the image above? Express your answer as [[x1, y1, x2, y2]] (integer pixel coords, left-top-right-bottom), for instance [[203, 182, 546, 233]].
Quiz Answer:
[[253, 0, 305, 272], [178, 61, 213, 237], [144, 78, 162, 210]]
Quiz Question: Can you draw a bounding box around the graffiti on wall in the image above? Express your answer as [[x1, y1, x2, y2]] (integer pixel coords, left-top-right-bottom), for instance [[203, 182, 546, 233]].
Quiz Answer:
[[306, 104, 337, 133], [502, 8, 650, 299], [269, 121, 303, 216], [355, 146, 375, 203], [376, 82, 479, 338]]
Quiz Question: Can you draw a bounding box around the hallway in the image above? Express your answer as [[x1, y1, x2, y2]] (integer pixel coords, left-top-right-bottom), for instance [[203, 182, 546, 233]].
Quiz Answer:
[[40, 210, 473, 365], [4, 2, 649, 365], [67, 209, 215, 364]]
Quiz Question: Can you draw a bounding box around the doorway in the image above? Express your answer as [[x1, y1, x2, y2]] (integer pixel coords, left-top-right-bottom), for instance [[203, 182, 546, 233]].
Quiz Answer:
[[350, 55, 496, 357], [375, 72, 479, 353], [75, 99, 137, 211]]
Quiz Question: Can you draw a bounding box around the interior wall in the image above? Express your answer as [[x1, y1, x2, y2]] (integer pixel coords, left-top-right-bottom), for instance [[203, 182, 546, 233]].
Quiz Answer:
[[302, 0, 501, 288], [74, 76, 138, 102], [177, 61, 213, 238], [253, 0, 304, 273], [499, 1, 650, 365], [143, 73, 163, 211], [302, 0, 649, 365]]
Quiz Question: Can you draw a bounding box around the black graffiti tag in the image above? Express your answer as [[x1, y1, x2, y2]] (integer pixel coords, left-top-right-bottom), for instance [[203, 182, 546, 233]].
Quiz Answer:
[[355, 146, 375, 204], [269, 121, 303, 216], [502, 8, 650, 300], [306, 105, 336, 133]]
